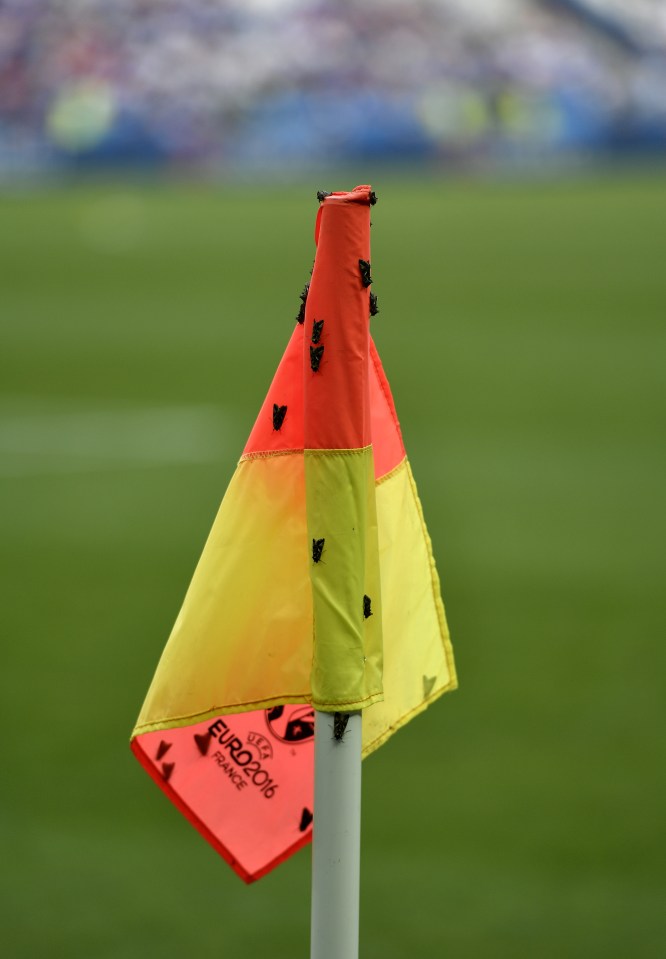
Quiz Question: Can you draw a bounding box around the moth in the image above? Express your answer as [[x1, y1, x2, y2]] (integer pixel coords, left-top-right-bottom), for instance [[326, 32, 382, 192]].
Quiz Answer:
[[272, 403, 288, 431], [155, 740, 172, 760], [363, 595, 372, 619], [299, 807, 314, 832], [333, 712, 349, 742], [358, 259, 372, 288], [311, 319, 324, 344], [310, 344, 324, 372], [193, 732, 212, 756], [296, 282, 310, 324], [423, 675, 437, 698], [312, 538, 325, 563]]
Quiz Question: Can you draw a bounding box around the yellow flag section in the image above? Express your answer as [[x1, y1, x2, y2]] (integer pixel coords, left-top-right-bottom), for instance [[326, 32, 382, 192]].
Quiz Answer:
[[305, 446, 383, 711], [131, 446, 455, 747], [130, 185, 456, 883], [366, 456, 455, 753]]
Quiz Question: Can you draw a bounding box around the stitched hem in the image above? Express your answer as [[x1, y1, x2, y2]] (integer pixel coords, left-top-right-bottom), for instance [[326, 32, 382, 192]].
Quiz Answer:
[[239, 444, 373, 464], [239, 448, 303, 463], [132, 694, 312, 737], [405, 458, 458, 690], [375, 455, 407, 486], [361, 677, 458, 759], [304, 445, 372, 458], [132, 687, 385, 738]]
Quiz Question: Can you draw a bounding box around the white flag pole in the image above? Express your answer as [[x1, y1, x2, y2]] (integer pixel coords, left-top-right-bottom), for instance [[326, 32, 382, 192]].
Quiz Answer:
[[310, 709, 362, 959]]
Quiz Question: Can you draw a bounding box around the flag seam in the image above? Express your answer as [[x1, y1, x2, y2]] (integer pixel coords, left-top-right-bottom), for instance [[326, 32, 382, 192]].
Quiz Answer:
[[304, 445, 372, 457], [375, 455, 407, 487], [132, 690, 386, 737], [239, 448, 303, 463], [132, 696, 312, 736], [238, 446, 405, 484], [240, 445, 373, 464]]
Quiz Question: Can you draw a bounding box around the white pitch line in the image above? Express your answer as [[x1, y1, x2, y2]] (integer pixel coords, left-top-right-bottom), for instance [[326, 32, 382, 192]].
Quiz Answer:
[[0, 401, 240, 477]]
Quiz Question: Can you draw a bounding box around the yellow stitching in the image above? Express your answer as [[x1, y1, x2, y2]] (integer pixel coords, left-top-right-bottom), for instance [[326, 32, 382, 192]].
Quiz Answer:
[[240, 448, 405, 483], [375, 456, 407, 486], [132, 695, 311, 734], [304, 445, 372, 457], [240, 444, 374, 464], [132, 688, 385, 736], [361, 678, 458, 758], [239, 448, 303, 463]]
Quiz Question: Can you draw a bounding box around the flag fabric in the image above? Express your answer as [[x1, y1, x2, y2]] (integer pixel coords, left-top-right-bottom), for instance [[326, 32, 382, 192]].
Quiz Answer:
[[130, 185, 457, 883]]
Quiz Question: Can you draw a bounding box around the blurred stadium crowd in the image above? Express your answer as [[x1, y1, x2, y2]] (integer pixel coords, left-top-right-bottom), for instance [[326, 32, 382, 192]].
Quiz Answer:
[[1, 0, 665, 176]]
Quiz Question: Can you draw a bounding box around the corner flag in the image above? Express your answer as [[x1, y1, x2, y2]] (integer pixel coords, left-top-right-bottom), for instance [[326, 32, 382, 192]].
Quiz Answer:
[[130, 185, 457, 882]]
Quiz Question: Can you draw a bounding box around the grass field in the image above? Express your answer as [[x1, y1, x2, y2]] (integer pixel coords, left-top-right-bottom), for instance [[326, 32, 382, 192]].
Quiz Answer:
[[1, 170, 665, 958]]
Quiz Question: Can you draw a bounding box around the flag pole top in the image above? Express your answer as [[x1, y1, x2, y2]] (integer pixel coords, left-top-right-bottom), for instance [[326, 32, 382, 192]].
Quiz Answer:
[[316, 185, 377, 205], [313, 184, 376, 246]]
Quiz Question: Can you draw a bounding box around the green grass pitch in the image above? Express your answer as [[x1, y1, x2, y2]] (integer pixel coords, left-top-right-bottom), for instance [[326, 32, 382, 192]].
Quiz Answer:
[[1, 171, 665, 958]]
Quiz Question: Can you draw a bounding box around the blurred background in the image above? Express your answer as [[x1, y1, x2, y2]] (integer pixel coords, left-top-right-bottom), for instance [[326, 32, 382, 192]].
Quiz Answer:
[[1, 1, 665, 958], [2, 0, 666, 176]]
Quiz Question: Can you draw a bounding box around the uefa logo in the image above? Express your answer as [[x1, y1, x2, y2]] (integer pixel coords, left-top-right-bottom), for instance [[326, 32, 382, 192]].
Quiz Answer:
[[265, 704, 315, 744]]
